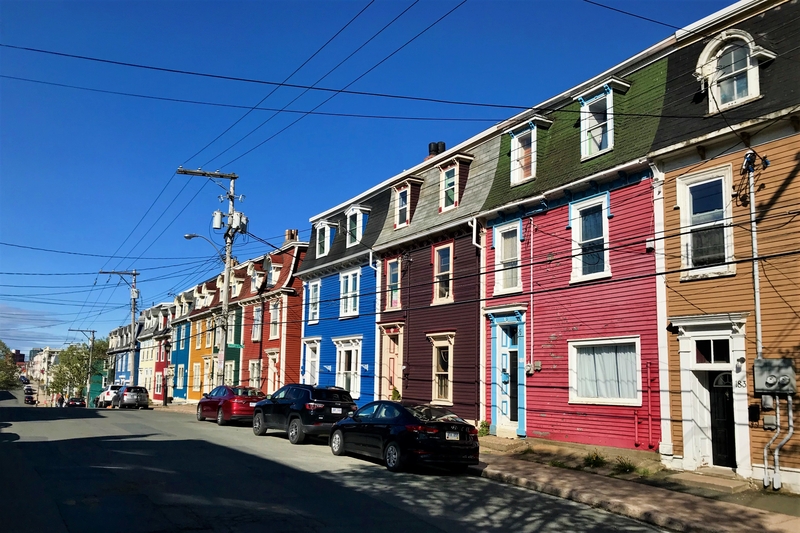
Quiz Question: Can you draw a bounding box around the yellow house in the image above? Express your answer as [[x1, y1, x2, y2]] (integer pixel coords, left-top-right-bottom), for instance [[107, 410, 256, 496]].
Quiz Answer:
[[187, 278, 219, 403]]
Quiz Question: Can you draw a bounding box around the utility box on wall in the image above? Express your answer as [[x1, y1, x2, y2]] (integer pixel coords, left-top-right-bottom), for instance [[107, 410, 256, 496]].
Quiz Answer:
[[753, 358, 797, 394]]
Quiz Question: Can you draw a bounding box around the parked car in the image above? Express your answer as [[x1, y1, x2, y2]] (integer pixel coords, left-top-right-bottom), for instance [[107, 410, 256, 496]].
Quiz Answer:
[[23, 386, 35, 395], [197, 386, 266, 426], [66, 397, 86, 408], [329, 401, 480, 472], [97, 385, 123, 408], [24, 395, 36, 405], [19, 376, 30, 385], [252, 384, 357, 444], [112, 386, 149, 409]]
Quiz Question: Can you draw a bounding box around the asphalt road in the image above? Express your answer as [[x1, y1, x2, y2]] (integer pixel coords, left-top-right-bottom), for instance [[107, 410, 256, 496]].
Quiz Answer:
[[0, 389, 665, 533]]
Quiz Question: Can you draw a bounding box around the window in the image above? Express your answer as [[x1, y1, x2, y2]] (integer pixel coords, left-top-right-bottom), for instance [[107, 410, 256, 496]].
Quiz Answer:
[[316, 223, 332, 257], [428, 333, 455, 405], [224, 360, 235, 386], [495, 222, 522, 293], [568, 337, 641, 406], [339, 268, 360, 317], [252, 306, 262, 341], [195, 321, 202, 349], [177, 364, 185, 389], [570, 194, 611, 283], [304, 341, 319, 386], [205, 318, 213, 347], [386, 258, 401, 309], [269, 300, 280, 339], [695, 30, 775, 113], [345, 206, 369, 247], [265, 259, 282, 287], [695, 339, 730, 365], [249, 359, 262, 388], [266, 351, 280, 393], [395, 186, 409, 228], [677, 166, 735, 279], [179, 325, 185, 350], [226, 310, 235, 343], [432, 243, 454, 304], [510, 126, 535, 184], [580, 89, 612, 158], [307, 281, 320, 323], [334, 337, 362, 398], [155, 373, 162, 394], [440, 166, 457, 211]]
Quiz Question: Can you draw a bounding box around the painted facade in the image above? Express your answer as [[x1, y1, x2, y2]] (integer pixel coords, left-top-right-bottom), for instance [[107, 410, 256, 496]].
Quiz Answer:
[[169, 289, 194, 402], [187, 278, 219, 402], [108, 322, 139, 386]]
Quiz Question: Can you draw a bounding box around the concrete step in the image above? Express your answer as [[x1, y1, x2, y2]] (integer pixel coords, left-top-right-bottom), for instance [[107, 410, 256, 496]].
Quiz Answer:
[[670, 472, 752, 493]]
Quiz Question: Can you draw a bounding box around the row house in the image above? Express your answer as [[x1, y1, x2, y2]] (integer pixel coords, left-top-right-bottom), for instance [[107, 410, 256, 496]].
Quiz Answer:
[[169, 288, 194, 402], [187, 277, 221, 401], [646, 0, 800, 491], [108, 322, 140, 386], [152, 303, 173, 403], [136, 305, 169, 394]]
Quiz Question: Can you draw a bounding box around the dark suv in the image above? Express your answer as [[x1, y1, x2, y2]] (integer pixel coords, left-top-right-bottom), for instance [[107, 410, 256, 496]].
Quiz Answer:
[[252, 384, 357, 444]]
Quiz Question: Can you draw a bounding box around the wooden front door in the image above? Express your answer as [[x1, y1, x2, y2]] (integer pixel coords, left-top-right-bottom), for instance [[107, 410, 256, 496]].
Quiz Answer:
[[709, 372, 736, 468]]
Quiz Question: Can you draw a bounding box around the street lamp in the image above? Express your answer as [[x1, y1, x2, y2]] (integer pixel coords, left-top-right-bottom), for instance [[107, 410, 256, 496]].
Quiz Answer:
[[184, 234, 226, 264]]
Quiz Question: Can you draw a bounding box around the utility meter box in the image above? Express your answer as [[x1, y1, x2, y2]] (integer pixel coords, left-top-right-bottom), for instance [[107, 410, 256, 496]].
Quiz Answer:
[[753, 358, 796, 394]]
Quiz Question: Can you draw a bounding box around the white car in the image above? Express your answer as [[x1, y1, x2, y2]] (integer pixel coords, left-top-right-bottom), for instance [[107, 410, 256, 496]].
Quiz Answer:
[[97, 385, 123, 408]]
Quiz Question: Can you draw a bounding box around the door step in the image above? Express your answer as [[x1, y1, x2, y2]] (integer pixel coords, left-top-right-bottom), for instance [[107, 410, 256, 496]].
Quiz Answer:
[[670, 472, 751, 493]]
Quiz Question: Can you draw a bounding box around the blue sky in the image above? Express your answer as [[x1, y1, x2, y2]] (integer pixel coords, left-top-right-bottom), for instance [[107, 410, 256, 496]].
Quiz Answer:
[[0, 0, 732, 353]]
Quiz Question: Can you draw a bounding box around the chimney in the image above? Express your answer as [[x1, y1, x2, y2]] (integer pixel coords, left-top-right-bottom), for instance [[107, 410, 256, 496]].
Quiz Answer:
[[424, 141, 446, 161], [283, 229, 298, 245]]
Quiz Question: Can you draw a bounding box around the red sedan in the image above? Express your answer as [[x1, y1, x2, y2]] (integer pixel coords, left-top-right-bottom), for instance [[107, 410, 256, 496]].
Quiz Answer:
[[197, 385, 265, 426]]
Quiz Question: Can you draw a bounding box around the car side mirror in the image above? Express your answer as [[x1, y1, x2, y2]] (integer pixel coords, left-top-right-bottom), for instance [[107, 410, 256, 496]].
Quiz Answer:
[[202, 393, 209, 398], [265, 394, 272, 400]]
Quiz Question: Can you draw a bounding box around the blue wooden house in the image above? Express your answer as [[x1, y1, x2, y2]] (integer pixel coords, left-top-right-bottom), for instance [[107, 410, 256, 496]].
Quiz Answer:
[[169, 288, 194, 402]]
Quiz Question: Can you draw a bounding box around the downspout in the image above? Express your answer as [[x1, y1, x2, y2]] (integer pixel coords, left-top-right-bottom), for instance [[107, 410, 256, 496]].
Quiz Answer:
[[763, 397, 780, 487], [647, 361, 654, 449], [773, 395, 793, 490]]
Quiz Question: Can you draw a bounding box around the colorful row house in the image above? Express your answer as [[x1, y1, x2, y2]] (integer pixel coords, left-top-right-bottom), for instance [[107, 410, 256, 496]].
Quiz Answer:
[[169, 288, 194, 402]]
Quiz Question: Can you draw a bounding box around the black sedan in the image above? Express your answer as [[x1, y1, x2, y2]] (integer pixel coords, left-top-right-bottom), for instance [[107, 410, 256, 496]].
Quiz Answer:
[[329, 401, 479, 472], [66, 397, 86, 407], [24, 395, 36, 405]]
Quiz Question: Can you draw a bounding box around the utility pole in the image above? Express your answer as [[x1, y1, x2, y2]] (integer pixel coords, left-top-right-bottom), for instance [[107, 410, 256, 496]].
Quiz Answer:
[[69, 328, 96, 404], [178, 168, 246, 387], [100, 270, 139, 385]]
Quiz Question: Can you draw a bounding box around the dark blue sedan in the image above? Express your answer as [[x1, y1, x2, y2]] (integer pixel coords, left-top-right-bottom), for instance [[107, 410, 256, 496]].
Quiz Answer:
[[329, 401, 479, 472]]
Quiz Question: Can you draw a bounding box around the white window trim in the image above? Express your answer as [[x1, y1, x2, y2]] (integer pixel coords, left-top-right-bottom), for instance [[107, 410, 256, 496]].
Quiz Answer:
[[428, 332, 455, 406], [316, 223, 332, 257], [177, 364, 185, 390], [307, 280, 321, 324], [223, 360, 235, 386], [333, 335, 362, 399], [568, 335, 642, 407], [432, 242, 454, 305], [695, 30, 775, 115], [195, 321, 202, 349], [569, 194, 611, 284], [394, 185, 409, 228], [345, 206, 369, 248], [385, 258, 402, 310], [580, 89, 613, 160], [249, 359, 262, 388], [155, 373, 163, 394], [509, 124, 536, 185], [676, 164, 736, 280], [269, 300, 280, 340], [439, 164, 458, 212], [252, 306, 262, 341], [205, 318, 213, 347], [493, 221, 523, 295], [302, 338, 321, 386], [339, 267, 361, 318]]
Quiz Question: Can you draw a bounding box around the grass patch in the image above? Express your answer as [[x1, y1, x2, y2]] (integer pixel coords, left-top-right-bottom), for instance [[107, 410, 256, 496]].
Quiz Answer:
[[611, 457, 637, 474], [478, 420, 490, 437], [583, 449, 607, 468], [636, 467, 652, 478], [549, 460, 568, 468], [518, 446, 535, 455]]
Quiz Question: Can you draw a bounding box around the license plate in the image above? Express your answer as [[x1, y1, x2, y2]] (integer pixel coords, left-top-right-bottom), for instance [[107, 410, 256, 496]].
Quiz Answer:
[[249, 402, 257, 407], [446, 431, 460, 441], [331, 407, 342, 414]]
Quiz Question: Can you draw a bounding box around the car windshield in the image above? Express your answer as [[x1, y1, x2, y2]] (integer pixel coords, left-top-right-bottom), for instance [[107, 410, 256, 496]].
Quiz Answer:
[[313, 389, 354, 402], [69, 398, 82, 402], [406, 405, 466, 423], [232, 387, 265, 397], [128, 387, 147, 393]]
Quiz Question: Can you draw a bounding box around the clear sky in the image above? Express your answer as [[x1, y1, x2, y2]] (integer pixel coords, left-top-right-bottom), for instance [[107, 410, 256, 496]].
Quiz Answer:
[[0, 0, 733, 353]]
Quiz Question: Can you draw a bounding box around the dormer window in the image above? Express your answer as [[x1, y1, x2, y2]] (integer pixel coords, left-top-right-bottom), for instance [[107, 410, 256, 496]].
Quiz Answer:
[[441, 165, 457, 211], [345, 206, 369, 248], [695, 30, 775, 114], [575, 78, 629, 160], [395, 186, 409, 228], [315, 222, 334, 257], [438, 155, 473, 213]]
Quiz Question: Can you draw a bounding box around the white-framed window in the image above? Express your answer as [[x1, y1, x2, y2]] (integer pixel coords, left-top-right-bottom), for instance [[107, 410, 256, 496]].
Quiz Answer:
[[205, 318, 213, 347], [695, 30, 775, 114], [580, 88, 613, 159], [266, 350, 280, 394], [249, 359, 262, 388], [570, 194, 611, 283], [250, 271, 260, 293], [226, 310, 235, 343], [195, 321, 202, 349], [432, 242, 454, 304], [494, 221, 522, 293], [568, 336, 642, 406], [177, 364, 185, 389], [395, 186, 409, 228], [303, 339, 320, 386], [179, 325, 185, 350], [307, 280, 320, 323], [265, 260, 282, 287], [440, 165, 458, 211], [339, 268, 360, 317], [269, 300, 280, 339], [345, 206, 369, 247], [428, 332, 455, 405], [252, 306, 262, 341], [677, 165, 735, 279], [510, 125, 535, 185], [155, 373, 162, 394], [316, 223, 333, 257], [224, 360, 235, 386], [333, 336, 362, 398], [386, 258, 401, 310]]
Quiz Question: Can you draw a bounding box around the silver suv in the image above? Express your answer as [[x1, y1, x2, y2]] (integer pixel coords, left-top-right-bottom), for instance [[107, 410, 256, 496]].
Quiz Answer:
[[112, 386, 149, 409], [97, 385, 122, 408]]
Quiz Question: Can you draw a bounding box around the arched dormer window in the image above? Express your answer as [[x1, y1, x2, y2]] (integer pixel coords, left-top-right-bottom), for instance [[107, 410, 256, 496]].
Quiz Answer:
[[696, 29, 775, 113]]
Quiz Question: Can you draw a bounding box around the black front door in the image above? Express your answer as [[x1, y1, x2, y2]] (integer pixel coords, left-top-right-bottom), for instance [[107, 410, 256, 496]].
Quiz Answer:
[[709, 372, 736, 468]]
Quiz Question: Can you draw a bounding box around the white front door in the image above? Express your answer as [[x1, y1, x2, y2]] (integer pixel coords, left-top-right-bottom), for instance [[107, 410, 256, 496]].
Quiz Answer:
[[497, 325, 521, 437]]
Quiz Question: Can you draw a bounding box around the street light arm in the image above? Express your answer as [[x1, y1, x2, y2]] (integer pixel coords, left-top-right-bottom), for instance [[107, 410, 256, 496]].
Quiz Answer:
[[184, 234, 226, 264]]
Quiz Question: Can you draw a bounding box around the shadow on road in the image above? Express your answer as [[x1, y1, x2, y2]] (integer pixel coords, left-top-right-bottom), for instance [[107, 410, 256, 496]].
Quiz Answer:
[[0, 390, 18, 402]]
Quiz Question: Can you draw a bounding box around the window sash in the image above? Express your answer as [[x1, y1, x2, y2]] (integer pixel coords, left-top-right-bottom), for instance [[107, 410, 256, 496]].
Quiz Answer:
[[512, 131, 533, 183], [192, 363, 201, 390], [397, 189, 408, 225], [306, 345, 319, 386], [340, 272, 360, 316], [434, 246, 452, 301], [575, 343, 636, 400], [252, 307, 262, 341], [499, 228, 520, 289], [335, 345, 360, 396], [206, 319, 213, 347], [387, 260, 400, 308], [270, 301, 279, 338], [308, 282, 320, 321], [347, 214, 358, 245], [443, 168, 456, 208], [317, 226, 327, 256]]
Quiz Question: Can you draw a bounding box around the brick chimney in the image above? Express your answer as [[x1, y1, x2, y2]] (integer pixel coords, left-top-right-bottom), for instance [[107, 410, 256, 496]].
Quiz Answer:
[[283, 229, 299, 245]]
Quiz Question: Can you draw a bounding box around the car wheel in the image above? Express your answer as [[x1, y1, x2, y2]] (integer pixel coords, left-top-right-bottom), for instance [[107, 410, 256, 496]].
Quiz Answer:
[[216, 407, 227, 426], [287, 418, 305, 444], [253, 412, 267, 436], [330, 430, 345, 456], [196, 405, 205, 421], [384, 441, 405, 472]]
